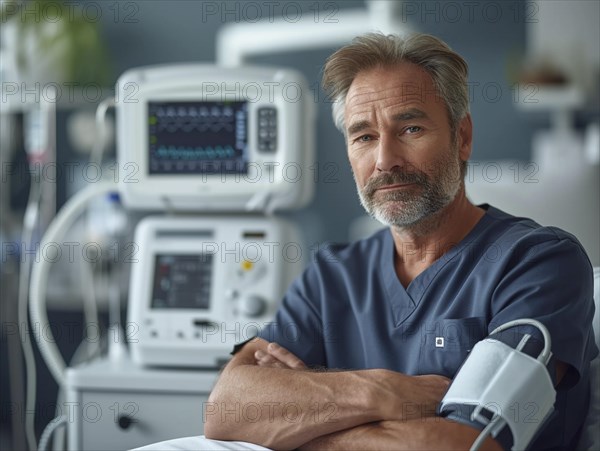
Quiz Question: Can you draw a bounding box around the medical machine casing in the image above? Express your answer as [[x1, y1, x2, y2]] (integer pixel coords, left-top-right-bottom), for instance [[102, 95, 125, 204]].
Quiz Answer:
[[65, 357, 218, 450], [116, 64, 315, 212], [128, 215, 304, 368]]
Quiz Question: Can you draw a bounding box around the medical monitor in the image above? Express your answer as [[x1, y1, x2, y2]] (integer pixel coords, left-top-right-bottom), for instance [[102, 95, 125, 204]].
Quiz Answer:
[[116, 65, 315, 212], [128, 216, 304, 368]]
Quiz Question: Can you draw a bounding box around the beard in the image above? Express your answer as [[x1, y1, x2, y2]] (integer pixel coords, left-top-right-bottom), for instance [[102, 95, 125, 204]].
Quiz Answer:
[[356, 146, 463, 228]]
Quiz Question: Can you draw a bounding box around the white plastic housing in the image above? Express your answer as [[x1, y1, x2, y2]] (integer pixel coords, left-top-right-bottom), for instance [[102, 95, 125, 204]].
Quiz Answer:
[[127, 215, 304, 368], [116, 64, 315, 212]]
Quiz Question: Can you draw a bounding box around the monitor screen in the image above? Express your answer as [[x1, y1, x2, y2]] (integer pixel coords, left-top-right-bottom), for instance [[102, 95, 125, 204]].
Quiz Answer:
[[151, 254, 213, 309], [148, 101, 248, 175]]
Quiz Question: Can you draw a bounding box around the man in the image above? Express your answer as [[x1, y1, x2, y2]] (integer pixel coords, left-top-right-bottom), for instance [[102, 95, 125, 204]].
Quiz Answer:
[[204, 33, 597, 450]]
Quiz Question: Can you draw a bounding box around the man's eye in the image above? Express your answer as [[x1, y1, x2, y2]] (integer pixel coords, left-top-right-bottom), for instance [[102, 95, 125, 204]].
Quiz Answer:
[[406, 126, 422, 134], [356, 135, 372, 142]]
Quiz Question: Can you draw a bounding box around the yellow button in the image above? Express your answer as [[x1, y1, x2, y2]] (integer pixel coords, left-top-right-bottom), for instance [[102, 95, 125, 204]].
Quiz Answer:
[[241, 260, 253, 271]]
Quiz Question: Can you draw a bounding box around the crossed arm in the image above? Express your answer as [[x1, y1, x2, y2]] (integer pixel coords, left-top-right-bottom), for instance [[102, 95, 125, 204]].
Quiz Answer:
[[204, 338, 502, 450]]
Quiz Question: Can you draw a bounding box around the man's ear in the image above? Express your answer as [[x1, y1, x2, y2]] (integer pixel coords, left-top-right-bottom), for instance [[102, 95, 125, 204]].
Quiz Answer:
[[457, 114, 473, 162]]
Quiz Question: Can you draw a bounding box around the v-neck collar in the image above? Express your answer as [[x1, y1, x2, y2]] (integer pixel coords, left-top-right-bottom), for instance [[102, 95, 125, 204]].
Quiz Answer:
[[380, 206, 494, 327]]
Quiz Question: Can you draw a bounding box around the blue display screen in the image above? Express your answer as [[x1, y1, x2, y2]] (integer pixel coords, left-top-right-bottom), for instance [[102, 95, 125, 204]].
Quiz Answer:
[[148, 101, 248, 174], [151, 254, 213, 309]]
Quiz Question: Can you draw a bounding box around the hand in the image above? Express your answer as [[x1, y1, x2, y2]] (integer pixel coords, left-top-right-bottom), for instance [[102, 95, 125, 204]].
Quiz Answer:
[[254, 342, 308, 370], [367, 370, 451, 421], [412, 374, 452, 402]]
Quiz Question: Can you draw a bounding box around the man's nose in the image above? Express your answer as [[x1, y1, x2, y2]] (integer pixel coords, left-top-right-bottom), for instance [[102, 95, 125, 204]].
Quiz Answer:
[[375, 135, 407, 172]]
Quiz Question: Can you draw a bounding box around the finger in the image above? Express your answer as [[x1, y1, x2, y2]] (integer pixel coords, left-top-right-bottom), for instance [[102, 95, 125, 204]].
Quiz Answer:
[[257, 357, 287, 369], [255, 350, 287, 368], [267, 342, 307, 369]]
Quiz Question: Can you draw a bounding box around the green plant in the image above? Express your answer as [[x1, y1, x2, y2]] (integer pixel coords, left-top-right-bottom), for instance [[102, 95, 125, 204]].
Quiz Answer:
[[4, 0, 112, 86]]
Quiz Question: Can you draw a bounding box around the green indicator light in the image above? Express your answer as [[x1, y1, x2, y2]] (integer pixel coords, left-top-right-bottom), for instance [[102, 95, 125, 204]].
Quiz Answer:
[[150, 136, 157, 144], [149, 116, 157, 125]]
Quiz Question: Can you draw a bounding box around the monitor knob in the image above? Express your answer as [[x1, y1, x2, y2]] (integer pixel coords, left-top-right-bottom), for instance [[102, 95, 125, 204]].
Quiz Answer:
[[240, 295, 267, 318]]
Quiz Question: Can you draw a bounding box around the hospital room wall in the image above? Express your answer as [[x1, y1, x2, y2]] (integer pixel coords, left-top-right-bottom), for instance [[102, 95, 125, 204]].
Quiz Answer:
[[92, 0, 545, 245]]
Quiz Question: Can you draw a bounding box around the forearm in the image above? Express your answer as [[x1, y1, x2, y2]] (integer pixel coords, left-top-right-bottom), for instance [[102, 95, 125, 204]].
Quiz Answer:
[[205, 338, 448, 449], [299, 417, 503, 451], [205, 365, 380, 450]]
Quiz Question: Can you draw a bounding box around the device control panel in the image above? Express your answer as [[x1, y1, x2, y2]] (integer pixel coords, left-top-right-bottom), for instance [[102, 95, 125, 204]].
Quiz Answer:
[[128, 216, 304, 368]]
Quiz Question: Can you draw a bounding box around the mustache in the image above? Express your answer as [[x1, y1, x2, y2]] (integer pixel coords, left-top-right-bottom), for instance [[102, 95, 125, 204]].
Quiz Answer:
[[363, 168, 429, 197]]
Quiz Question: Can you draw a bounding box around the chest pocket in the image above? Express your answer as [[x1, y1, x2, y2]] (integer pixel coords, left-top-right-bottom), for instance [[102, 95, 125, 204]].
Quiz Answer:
[[418, 317, 486, 378]]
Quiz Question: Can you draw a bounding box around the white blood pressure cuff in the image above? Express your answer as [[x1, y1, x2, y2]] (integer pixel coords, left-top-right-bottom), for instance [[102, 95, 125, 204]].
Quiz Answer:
[[438, 320, 557, 451]]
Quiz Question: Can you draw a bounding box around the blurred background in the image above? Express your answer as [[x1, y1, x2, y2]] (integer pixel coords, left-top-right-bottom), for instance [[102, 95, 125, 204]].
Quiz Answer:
[[1, 1, 599, 449]]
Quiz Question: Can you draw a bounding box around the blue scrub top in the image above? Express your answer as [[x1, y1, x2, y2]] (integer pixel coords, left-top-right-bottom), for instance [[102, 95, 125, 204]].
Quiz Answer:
[[257, 205, 598, 450]]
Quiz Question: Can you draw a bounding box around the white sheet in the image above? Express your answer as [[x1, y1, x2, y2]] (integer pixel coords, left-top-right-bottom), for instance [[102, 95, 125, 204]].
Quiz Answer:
[[132, 435, 270, 451]]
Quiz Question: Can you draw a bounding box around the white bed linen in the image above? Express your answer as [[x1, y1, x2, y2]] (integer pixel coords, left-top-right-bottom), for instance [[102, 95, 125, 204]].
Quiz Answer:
[[132, 435, 270, 451]]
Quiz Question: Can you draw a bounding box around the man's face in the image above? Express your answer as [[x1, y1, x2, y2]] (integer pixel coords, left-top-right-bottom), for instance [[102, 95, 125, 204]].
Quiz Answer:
[[344, 63, 471, 228]]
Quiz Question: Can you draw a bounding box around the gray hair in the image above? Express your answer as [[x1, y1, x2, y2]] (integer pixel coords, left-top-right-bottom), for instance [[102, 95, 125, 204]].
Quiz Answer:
[[322, 33, 470, 136]]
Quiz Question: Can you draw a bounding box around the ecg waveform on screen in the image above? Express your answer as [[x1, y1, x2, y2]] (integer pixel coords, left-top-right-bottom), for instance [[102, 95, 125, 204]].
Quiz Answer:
[[148, 101, 247, 174], [154, 145, 237, 160], [153, 105, 236, 133]]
